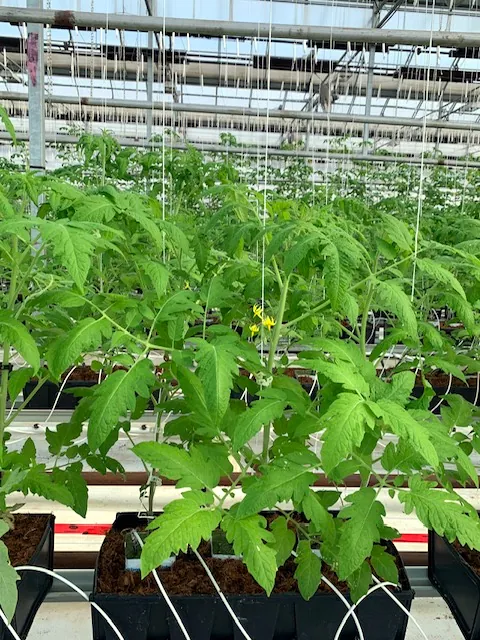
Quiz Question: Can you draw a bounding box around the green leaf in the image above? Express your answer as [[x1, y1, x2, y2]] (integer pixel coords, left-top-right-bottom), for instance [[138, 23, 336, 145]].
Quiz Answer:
[[323, 242, 348, 311], [296, 359, 369, 397], [417, 258, 466, 299], [419, 321, 444, 350], [0, 312, 39, 373], [320, 394, 375, 475], [175, 365, 213, 429], [47, 317, 111, 379], [399, 476, 480, 548], [133, 443, 220, 489], [223, 513, 277, 594], [88, 359, 156, 450], [24, 467, 74, 507], [304, 338, 372, 379], [0, 106, 16, 146], [348, 561, 372, 603], [337, 487, 385, 579], [72, 194, 116, 222], [269, 516, 296, 567], [376, 399, 439, 469], [284, 235, 317, 274], [426, 357, 467, 384], [294, 540, 321, 600], [46, 422, 83, 456], [379, 371, 415, 406], [137, 259, 170, 298], [301, 490, 336, 544], [190, 338, 240, 426], [378, 213, 412, 252], [371, 545, 399, 585], [142, 492, 221, 576], [8, 367, 33, 403], [374, 280, 417, 337], [0, 542, 19, 621], [41, 220, 96, 291], [443, 292, 475, 333], [441, 395, 474, 429], [232, 396, 287, 450], [237, 462, 316, 518]]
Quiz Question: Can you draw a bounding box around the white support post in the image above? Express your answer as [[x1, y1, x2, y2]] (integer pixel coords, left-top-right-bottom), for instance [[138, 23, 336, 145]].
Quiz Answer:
[[27, 0, 45, 173]]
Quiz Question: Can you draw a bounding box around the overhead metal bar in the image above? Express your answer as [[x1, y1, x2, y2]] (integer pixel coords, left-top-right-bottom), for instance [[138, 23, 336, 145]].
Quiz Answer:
[[0, 7, 480, 47], [3, 91, 480, 132], [1, 130, 479, 168]]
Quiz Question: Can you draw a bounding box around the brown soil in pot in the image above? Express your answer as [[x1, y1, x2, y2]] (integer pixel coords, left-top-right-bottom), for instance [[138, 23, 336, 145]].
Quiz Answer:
[[3, 514, 49, 566], [454, 543, 480, 575], [96, 523, 406, 597]]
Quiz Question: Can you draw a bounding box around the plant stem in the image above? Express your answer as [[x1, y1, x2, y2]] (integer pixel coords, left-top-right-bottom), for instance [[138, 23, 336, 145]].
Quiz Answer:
[[262, 275, 290, 462], [359, 282, 375, 357]]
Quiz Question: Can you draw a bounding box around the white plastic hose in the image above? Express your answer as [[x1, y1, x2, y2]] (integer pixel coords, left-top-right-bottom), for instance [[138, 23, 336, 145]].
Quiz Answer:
[[132, 532, 191, 640], [192, 548, 253, 640], [372, 575, 430, 640], [333, 582, 397, 640], [14, 565, 125, 640]]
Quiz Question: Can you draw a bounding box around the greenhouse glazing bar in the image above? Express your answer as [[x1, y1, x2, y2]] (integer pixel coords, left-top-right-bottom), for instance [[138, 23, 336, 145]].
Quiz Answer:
[[3, 131, 480, 168], [3, 92, 480, 134], [0, 6, 479, 47]]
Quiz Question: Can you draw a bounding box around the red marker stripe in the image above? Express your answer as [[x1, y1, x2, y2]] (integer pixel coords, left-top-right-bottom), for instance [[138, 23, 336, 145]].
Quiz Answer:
[[54, 524, 429, 543]]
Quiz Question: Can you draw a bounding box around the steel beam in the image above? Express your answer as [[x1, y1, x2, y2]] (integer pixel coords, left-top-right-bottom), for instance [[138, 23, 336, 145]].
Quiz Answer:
[[0, 7, 479, 47], [2, 91, 480, 133], [1, 130, 480, 168], [26, 0, 44, 171]]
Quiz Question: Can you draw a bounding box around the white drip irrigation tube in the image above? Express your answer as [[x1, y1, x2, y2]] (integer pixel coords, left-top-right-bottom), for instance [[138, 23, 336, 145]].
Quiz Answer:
[[430, 372, 452, 414], [0, 609, 21, 640], [333, 582, 397, 640], [45, 365, 77, 423], [132, 532, 192, 640], [371, 575, 431, 640], [192, 549, 253, 640], [10, 566, 125, 640]]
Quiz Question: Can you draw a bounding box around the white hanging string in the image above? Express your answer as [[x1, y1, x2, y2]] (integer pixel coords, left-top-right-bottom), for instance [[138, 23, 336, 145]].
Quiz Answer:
[[192, 549, 253, 640], [132, 532, 191, 640], [13, 566, 125, 640], [44, 366, 77, 424]]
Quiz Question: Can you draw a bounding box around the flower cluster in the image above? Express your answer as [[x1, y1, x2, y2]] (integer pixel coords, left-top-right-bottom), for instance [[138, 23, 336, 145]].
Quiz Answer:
[[250, 303, 276, 335]]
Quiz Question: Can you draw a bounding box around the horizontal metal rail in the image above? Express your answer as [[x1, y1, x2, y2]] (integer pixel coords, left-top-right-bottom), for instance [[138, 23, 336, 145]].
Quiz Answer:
[[3, 91, 480, 134], [0, 6, 478, 47], [1, 131, 479, 168]]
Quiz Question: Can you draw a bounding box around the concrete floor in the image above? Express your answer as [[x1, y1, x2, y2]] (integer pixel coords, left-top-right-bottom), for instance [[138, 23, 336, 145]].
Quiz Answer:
[[26, 598, 464, 639]]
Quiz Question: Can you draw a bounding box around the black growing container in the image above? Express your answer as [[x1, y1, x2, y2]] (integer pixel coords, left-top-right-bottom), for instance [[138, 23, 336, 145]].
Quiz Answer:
[[0, 514, 55, 640], [429, 529, 480, 639], [91, 512, 414, 640], [23, 380, 96, 410]]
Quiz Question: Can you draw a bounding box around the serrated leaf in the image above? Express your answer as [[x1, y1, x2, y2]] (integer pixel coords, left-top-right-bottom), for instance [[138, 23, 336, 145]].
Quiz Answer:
[[284, 235, 317, 274], [320, 394, 375, 475], [371, 545, 399, 585], [232, 396, 287, 450], [24, 467, 74, 507], [269, 516, 296, 567], [238, 462, 316, 518], [8, 367, 33, 403], [142, 492, 221, 576], [379, 371, 415, 406], [175, 365, 213, 429], [0, 543, 19, 621], [223, 513, 277, 594], [294, 540, 321, 600], [46, 422, 83, 456], [337, 487, 385, 579], [419, 321, 444, 350], [88, 359, 156, 450], [443, 292, 475, 333], [348, 561, 372, 603], [399, 476, 480, 548], [72, 194, 117, 222], [302, 490, 336, 544], [374, 280, 417, 337], [191, 338, 240, 426], [133, 443, 220, 489], [137, 259, 170, 298], [0, 106, 16, 146], [47, 317, 111, 379], [376, 399, 439, 469], [0, 312, 39, 373], [41, 220, 96, 291], [441, 394, 474, 429], [378, 213, 412, 252], [296, 359, 369, 397], [418, 258, 466, 300]]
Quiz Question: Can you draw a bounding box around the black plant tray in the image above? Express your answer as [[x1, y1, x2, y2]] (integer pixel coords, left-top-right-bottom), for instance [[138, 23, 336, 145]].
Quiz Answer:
[[411, 385, 479, 414], [91, 512, 414, 640], [0, 514, 55, 640], [23, 380, 96, 410], [429, 528, 480, 640]]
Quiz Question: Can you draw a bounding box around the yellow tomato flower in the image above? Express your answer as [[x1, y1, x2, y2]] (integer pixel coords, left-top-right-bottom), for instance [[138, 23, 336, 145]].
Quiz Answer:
[[253, 303, 263, 319], [184, 281, 191, 290], [249, 323, 260, 336], [262, 316, 276, 331]]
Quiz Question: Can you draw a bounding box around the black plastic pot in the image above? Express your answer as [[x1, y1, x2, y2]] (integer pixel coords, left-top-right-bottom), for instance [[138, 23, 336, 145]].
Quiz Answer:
[[429, 529, 480, 640], [411, 385, 479, 414], [23, 380, 96, 410], [91, 512, 414, 640], [0, 514, 55, 640]]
